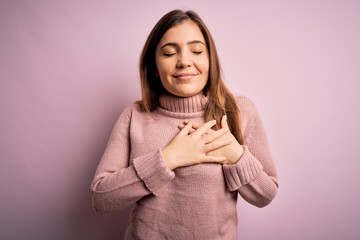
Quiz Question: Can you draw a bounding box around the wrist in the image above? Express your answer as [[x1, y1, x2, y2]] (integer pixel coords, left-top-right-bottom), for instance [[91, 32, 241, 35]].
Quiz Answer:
[[160, 147, 176, 170], [228, 144, 244, 165]]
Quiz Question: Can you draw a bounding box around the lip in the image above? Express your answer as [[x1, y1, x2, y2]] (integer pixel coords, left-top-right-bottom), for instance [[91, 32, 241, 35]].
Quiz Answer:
[[173, 72, 198, 80]]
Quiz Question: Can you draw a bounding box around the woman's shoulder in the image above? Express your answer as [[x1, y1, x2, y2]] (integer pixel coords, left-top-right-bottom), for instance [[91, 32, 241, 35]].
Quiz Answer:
[[233, 95, 258, 116], [113, 101, 145, 122], [123, 101, 144, 113], [232, 95, 263, 135]]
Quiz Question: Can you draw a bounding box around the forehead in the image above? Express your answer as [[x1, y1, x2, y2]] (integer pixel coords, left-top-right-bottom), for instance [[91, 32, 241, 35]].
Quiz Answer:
[[159, 20, 205, 45]]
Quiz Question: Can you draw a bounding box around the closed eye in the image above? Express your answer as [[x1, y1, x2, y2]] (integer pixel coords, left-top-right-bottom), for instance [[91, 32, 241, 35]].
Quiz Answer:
[[193, 51, 203, 55], [163, 53, 176, 57]]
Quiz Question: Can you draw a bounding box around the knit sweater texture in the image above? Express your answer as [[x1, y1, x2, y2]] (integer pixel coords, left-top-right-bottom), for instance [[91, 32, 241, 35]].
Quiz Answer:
[[91, 94, 278, 240]]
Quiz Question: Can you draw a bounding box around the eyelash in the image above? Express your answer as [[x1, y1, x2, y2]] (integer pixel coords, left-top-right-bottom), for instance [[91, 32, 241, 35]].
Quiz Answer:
[[163, 51, 203, 57], [164, 53, 176, 57]]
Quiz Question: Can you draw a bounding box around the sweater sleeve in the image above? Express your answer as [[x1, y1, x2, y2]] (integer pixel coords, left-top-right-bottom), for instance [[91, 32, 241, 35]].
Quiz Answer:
[[91, 106, 175, 214], [222, 97, 278, 208]]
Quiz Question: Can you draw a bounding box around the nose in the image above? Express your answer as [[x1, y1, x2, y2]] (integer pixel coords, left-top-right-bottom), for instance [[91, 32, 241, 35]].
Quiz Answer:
[[176, 52, 192, 68]]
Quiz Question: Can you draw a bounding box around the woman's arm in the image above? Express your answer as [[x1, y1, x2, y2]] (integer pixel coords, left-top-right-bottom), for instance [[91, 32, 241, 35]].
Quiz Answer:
[[222, 97, 278, 208], [177, 97, 278, 207], [91, 106, 174, 214]]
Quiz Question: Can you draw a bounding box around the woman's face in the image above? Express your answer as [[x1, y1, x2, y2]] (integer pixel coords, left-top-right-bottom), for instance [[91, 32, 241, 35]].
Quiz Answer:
[[155, 20, 209, 97]]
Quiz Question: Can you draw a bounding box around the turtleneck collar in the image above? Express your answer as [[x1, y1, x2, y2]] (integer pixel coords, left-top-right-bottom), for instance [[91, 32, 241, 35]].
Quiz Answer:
[[158, 94, 208, 113]]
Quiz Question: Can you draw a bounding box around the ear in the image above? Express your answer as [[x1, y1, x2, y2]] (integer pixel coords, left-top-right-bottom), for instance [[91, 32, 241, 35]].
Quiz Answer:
[[155, 69, 159, 77]]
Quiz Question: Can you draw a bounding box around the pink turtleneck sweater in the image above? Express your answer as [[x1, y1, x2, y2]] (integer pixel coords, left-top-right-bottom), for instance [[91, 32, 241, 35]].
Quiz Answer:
[[91, 94, 278, 240]]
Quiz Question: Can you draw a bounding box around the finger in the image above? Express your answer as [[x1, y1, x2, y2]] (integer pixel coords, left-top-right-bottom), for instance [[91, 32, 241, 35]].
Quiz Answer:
[[188, 122, 215, 136], [221, 115, 229, 130], [178, 121, 193, 136], [192, 120, 216, 137], [189, 121, 202, 129], [189, 128, 196, 134], [198, 155, 227, 164], [178, 124, 196, 134], [179, 120, 201, 129], [203, 140, 232, 152], [202, 127, 229, 143], [182, 121, 202, 130]]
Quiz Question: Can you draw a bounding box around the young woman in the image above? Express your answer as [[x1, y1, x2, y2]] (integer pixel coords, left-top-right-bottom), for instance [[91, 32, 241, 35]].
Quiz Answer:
[[91, 9, 278, 239]]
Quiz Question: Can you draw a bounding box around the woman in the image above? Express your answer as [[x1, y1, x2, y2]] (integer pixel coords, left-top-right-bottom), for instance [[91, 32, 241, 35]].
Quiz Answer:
[[91, 9, 278, 239]]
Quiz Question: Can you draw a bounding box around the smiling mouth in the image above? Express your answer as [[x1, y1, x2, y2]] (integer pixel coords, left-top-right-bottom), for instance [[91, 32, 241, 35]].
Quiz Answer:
[[173, 73, 198, 80]]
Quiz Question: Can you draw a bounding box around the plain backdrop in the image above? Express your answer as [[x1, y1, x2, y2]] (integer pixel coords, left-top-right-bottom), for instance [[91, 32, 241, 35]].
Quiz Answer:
[[1, 0, 359, 239]]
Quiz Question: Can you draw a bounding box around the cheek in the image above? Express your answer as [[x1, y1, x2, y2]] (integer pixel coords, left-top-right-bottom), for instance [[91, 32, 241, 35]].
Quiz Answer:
[[198, 56, 210, 73], [156, 60, 172, 76], [156, 62, 172, 87], [200, 63, 210, 78]]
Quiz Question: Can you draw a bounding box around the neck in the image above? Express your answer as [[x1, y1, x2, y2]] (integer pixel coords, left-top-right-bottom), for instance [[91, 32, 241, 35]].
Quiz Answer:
[[158, 94, 208, 113]]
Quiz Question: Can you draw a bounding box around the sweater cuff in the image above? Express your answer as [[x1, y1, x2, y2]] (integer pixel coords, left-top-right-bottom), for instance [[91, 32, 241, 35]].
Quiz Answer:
[[222, 146, 263, 191], [133, 149, 175, 195]]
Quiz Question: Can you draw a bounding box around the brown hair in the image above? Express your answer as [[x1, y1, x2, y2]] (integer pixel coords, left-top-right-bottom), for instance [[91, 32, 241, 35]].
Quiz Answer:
[[138, 9, 243, 144]]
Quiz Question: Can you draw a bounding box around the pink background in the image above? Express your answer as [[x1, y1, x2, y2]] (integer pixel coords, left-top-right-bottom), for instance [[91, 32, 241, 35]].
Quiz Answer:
[[1, 0, 359, 239]]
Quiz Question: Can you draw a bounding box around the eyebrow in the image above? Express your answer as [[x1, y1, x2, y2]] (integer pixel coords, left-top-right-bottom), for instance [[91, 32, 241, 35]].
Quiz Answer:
[[160, 40, 206, 49]]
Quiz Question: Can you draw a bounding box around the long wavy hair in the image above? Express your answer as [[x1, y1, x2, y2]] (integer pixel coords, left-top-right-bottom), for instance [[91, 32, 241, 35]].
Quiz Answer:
[[138, 9, 243, 144]]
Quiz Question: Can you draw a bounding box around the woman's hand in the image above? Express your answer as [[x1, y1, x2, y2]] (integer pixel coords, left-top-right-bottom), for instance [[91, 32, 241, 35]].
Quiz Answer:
[[178, 115, 244, 165], [161, 120, 233, 170]]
